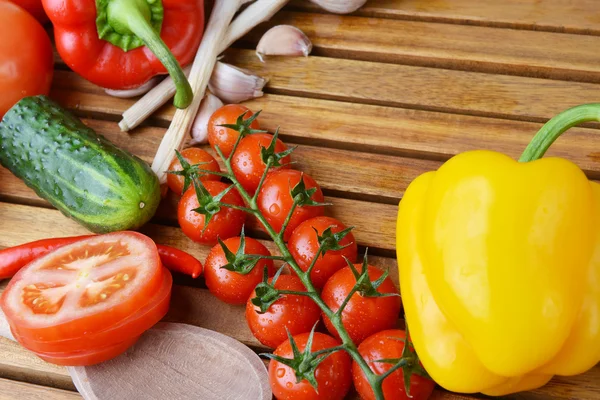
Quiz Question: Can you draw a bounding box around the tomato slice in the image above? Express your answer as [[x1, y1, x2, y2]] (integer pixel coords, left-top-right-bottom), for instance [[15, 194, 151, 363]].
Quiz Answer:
[[13, 267, 172, 354], [1, 232, 162, 343], [34, 334, 140, 366]]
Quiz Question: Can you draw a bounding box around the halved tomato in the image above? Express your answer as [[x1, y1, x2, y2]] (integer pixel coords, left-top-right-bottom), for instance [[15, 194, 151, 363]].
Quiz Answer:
[[13, 267, 172, 354], [1, 232, 163, 344]]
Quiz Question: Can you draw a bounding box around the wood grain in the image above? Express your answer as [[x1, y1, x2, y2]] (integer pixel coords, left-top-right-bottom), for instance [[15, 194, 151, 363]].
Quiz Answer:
[[290, 0, 600, 35], [245, 11, 600, 82], [0, 165, 399, 251], [52, 50, 600, 124], [52, 88, 600, 185], [0, 338, 74, 391], [49, 84, 600, 180], [224, 48, 600, 123], [0, 378, 80, 400]]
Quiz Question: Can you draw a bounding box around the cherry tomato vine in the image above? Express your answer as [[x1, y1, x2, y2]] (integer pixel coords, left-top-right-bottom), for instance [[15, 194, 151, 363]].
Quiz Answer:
[[172, 112, 428, 400]]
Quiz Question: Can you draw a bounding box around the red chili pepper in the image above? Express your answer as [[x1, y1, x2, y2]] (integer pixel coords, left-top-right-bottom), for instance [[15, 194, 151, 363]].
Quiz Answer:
[[156, 244, 203, 279], [41, 0, 204, 108], [0, 236, 202, 279], [0, 235, 93, 279]]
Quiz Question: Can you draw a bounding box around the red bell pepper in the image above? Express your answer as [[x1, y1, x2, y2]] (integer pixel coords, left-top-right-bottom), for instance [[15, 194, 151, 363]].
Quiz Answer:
[[42, 0, 204, 108]]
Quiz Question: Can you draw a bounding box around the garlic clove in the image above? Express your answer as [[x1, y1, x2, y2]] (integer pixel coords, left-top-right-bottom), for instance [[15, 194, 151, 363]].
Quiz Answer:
[[208, 61, 267, 104], [310, 0, 367, 14], [104, 77, 161, 98], [190, 93, 224, 145], [256, 25, 312, 63]]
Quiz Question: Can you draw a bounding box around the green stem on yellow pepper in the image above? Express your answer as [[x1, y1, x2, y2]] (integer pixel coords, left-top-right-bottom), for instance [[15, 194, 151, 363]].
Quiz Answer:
[[97, 0, 193, 108], [520, 104, 600, 162]]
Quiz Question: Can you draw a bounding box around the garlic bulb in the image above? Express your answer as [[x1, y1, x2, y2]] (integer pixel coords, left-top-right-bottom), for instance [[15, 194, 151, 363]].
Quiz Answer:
[[104, 77, 160, 98], [208, 62, 267, 104], [190, 93, 224, 145], [256, 25, 312, 62], [310, 0, 367, 14]]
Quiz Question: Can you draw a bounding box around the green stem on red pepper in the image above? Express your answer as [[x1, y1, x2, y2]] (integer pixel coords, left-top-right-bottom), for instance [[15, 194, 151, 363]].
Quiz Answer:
[[520, 104, 600, 162], [96, 0, 193, 108]]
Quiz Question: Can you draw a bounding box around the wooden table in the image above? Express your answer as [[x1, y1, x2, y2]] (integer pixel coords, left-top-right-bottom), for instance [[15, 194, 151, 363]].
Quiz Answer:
[[1, 1, 599, 399]]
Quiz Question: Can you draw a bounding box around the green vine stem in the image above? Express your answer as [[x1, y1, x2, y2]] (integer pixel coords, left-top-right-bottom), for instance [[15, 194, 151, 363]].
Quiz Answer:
[[206, 127, 396, 400], [520, 104, 600, 162]]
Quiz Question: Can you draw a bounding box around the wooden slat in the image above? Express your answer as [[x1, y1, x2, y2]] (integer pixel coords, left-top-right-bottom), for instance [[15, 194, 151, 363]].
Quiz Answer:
[[0, 338, 74, 391], [52, 50, 600, 124], [290, 0, 600, 36], [48, 82, 600, 181], [0, 378, 80, 400], [0, 162, 398, 252], [224, 48, 600, 123], [245, 11, 600, 82]]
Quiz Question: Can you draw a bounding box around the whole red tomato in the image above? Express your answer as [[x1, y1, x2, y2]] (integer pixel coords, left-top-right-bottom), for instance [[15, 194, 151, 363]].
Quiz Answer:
[[204, 236, 276, 305], [0, 2, 53, 117], [167, 147, 221, 195], [177, 181, 246, 245], [322, 264, 402, 344], [257, 170, 325, 241], [232, 133, 291, 195], [246, 274, 320, 349], [269, 332, 352, 400], [353, 330, 435, 400], [288, 216, 358, 289], [208, 105, 261, 157], [9, 0, 48, 23]]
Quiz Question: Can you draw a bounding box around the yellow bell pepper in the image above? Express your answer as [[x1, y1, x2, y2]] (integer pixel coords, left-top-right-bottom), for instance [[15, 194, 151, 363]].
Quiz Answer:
[[396, 104, 600, 396]]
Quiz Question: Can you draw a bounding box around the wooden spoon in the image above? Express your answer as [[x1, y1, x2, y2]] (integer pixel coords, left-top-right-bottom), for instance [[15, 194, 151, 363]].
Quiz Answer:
[[0, 311, 271, 400]]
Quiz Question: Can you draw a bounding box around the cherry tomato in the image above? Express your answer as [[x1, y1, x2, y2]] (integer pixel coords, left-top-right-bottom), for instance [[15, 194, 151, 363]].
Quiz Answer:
[[257, 170, 325, 241], [205, 236, 275, 305], [208, 104, 261, 157], [167, 147, 221, 195], [8, 0, 48, 23], [1, 233, 164, 345], [0, 2, 53, 117], [178, 181, 247, 245], [322, 264, 402, 344], [232, 133, 291, 195], [288, 216, 358, 289], [353, 330, 435, 400], [246, 274, 321, 348], [269, 332, 352, 400]]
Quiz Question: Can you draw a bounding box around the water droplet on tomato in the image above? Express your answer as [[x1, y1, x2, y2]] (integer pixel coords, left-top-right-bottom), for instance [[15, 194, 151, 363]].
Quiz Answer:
[[269, 204, 280, 215], [286, 382, 293, 389], [277, 368, 285, 378]]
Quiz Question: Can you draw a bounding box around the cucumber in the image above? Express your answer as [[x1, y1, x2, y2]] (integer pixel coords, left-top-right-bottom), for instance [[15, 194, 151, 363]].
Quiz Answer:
[[0, 96, 160, 233]]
